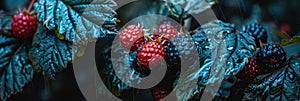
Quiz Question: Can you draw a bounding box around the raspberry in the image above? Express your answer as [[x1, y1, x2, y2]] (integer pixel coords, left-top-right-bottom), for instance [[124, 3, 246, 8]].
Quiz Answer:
[[131, 37, 145, 51], [137, 42, 166, 68], [153, 24, 179, 39], [152, 86, 170, 101], [12, 12, 38, 38], [243, 23, 268, 47], [119, 25, 144, 50], [256, 44, 286, 73], [164, 42, 180, 64], [237, 58, 261, 80]]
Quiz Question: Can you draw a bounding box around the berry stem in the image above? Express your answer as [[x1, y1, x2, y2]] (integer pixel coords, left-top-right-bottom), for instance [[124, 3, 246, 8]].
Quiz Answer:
[[147, 36, 153, 41], [27, 0, 36, 12]]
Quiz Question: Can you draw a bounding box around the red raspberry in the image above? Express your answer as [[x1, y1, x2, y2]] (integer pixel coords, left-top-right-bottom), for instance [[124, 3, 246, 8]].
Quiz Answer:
[[153, 24, 179, 39], [12, 12, 38, 38], [119, 25, 144, 50], [152, 87, 169, 101], [237, 58, 262, 80], [137, 42, 166, 68]]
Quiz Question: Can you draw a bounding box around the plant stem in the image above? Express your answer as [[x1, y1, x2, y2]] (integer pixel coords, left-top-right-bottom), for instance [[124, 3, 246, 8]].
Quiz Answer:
[[27, 0, 37, 12]]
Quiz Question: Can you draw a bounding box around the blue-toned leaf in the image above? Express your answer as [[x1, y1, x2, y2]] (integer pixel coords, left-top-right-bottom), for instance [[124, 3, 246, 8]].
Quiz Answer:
[[0, 10, 13, 36], [34, 0, 117, 44], [173, 31, 211, 101], [96, 34, 143, 96], [29, 26, 72, 77], [224, 31, 256, 77], [201, 20, 256, 78], [243, 58, 300, 100], [174, 20, 256, 100], [0, 10, 12, 29], [0, 34, 34, 100], [165, 0, 215, 15]]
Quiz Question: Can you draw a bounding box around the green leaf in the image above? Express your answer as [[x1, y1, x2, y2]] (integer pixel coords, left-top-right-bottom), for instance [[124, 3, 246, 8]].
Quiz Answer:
[[29, 26, 72, 77], [282, 36, 300, 58], [34, 0, 117, 44], [271, 30, 291, 39], [0, 34, 34, 100], [281, 35, 300, 47], [243, 58, 300, 100]]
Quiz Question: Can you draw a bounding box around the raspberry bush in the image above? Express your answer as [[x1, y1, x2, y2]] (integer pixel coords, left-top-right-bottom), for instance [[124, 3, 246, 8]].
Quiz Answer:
[[0, 0, 299, 101]]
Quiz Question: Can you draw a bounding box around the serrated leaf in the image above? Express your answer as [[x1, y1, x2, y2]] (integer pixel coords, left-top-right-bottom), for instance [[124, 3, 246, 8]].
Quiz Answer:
[[34, 0, 117, 44], [96, 34, 143, 95], [201, 20, 256, 78], [0, 10, 13, 36], [29, 26, 72, 77], [174, 58, 212, 101], [243, 58, 300, 100], [174, 20, 256, 100], [0, 34, 34, 100], [174, 32, 211, 101], [165, 0, 215, 14], [224, 31, 256, 77], [0, 11, 11, 29]]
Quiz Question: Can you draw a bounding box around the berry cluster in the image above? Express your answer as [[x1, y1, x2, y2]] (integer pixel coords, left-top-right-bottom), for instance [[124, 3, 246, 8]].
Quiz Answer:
[[237, 43, 287, 80], [119, 24, 182, 69]]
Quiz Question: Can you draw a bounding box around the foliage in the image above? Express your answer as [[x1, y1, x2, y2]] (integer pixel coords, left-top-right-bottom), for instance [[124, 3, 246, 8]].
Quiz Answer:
[[0, 34, 34, 100], [34, 0, 117, 44]]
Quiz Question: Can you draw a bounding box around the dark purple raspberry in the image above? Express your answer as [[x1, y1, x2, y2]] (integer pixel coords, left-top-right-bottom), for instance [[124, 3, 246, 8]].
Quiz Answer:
[[243, 23, 268, 47], [256, 44, 286, 73]]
